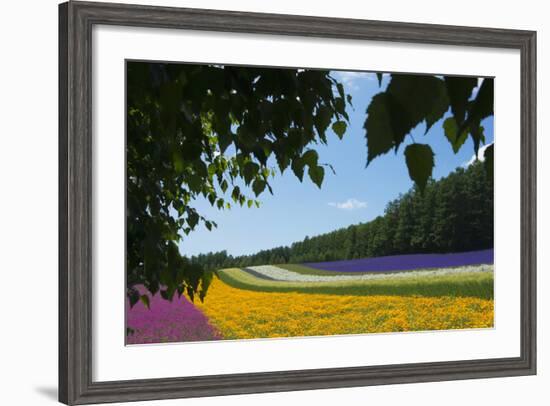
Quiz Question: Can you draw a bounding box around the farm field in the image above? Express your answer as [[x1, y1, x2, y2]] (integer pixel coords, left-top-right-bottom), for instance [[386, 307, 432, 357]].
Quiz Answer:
[[126, 250, 494, 344], [303, 249, 494, 273], [219, 265, 493, 298], [194, 274, 493, 340]]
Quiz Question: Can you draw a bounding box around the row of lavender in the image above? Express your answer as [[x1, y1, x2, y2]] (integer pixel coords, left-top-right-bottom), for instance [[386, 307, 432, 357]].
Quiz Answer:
[[304, 249, 494, 273]]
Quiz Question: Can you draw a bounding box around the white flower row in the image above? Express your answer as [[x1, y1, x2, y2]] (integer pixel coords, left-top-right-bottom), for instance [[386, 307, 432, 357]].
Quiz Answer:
[[245, 264, 493, 283]]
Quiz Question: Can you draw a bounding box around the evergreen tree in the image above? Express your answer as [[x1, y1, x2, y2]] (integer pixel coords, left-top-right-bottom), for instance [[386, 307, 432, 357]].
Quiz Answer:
[[192, 161, 493, 270]]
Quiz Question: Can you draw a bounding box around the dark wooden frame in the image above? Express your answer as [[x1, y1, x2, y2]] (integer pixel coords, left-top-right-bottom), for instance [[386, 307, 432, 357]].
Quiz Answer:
[[59, 1, 537, 404]]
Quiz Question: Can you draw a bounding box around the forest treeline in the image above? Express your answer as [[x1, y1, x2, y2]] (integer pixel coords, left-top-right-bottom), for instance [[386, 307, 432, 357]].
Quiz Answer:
[[191, 160, 493, 270]]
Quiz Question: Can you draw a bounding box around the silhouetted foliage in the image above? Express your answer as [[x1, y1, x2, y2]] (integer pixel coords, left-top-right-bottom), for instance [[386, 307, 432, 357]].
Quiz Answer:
[[127, 62, 350, 304], [365, 74, 494, 192]]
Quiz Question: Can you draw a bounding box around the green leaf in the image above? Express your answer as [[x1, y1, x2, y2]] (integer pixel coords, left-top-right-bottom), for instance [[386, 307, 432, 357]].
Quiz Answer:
[[469, 123, 486, 156], [247, 199, 253, 208], [252, 178, 266, 196], [484, 143, 494, 182], [128, 288, 140, 308], [336, 82, 345, 99], [140, 294, 150, 309], [470, 78, 494, 121], [459, 78, 494, 137], [231, 186, 241, 202], [389, 75, 449, 136], [334, 97, 346, 116], [365, 75, 449, 165], [404, 143, 435, 193], [332, 121, 347, 139], [424, 85, 451, 133], [160, 289, 175, 301], [308, 165, 325, 188], [364, 93, 403, 163], [207, 193, 216, 206], [313, 105, 332, 137], [301, 149, 319, 168], [275, 153, 291, 173], [242, 161, 260, 185], [291, 157, 305, 182], [220, 179, 228, 193], [187, 211, 199, 229], [376, 72, 383, 86], [444, 76, 478, 125], [207, 163, 217, 177], [443, 117, 468, 154], [172, 151, 185, 173], [186, 173, 202, 193]]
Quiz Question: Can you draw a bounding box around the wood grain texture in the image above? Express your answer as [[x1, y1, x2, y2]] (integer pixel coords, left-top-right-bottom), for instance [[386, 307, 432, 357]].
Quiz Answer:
[[58, 1, 537, 404]]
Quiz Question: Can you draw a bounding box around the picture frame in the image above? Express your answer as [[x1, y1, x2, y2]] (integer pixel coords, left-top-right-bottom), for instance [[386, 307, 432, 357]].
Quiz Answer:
[[59, 1, 537, 404]]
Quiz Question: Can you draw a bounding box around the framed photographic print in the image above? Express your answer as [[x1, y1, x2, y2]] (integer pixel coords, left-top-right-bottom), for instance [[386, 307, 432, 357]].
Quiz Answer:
[[59, 1, 536, 404]]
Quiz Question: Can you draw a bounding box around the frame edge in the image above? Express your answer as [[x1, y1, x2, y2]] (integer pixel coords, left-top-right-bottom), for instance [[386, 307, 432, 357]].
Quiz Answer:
[[60, 1, 537, 404], [59, 2, 70, 404]]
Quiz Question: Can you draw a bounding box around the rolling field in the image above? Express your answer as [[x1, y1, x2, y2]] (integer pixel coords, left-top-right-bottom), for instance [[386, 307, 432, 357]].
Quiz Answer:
[[127, 251, 495, 344], [218, 266, 493, 299], [194, 275, 494, 339]]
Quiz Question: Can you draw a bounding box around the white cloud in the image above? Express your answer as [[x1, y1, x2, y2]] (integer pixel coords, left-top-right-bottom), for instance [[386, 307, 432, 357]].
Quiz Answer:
[[463, 142, 493, 167], [331, 71, 365, 91], [331, 71, 388, 91], [328, 198, 368, 210]]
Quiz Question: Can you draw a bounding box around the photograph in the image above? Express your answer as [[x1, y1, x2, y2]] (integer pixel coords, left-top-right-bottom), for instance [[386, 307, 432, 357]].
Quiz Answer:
[[52, 1, 538, 404], [125, 61, 495, 345]]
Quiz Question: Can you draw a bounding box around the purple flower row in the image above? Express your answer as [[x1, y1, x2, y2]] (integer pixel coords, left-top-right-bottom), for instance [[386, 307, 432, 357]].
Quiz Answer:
[[304, 249, 494, 273]]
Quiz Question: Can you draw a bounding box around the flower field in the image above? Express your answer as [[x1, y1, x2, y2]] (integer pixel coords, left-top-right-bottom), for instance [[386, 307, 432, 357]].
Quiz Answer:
[[304, 249, 494, 273], [244, 264, 492, 283], [194, 277, 493, 339], [126, 286, 222, 344], [126, 250, 494, 344], [218, 266, 494, 299]]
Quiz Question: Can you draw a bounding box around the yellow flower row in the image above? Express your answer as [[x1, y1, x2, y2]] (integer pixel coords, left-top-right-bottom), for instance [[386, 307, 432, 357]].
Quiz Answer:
[[194, 277, 494, 340]]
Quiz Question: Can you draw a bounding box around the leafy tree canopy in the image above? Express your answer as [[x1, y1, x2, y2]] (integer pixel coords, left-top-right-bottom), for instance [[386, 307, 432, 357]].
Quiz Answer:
[[365, 74, 494, 189], [127, 63, 350, 306]]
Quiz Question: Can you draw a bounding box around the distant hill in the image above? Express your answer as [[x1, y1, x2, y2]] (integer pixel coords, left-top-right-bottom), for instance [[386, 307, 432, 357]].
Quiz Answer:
[[192, 161, 493, 270]]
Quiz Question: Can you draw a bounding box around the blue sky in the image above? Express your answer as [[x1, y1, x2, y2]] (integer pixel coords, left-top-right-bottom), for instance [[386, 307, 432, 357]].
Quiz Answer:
[[179, 71, 494, 257]]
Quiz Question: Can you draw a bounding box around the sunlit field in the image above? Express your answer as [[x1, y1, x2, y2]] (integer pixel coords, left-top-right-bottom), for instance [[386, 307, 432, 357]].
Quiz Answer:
[[127, 255, 494, 343], [194, 272, 493, 340]]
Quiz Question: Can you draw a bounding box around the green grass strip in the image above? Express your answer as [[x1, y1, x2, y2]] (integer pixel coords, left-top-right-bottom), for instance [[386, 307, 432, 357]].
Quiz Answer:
[[216, 268, 494, 299], [276, 263, 367, 276]]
